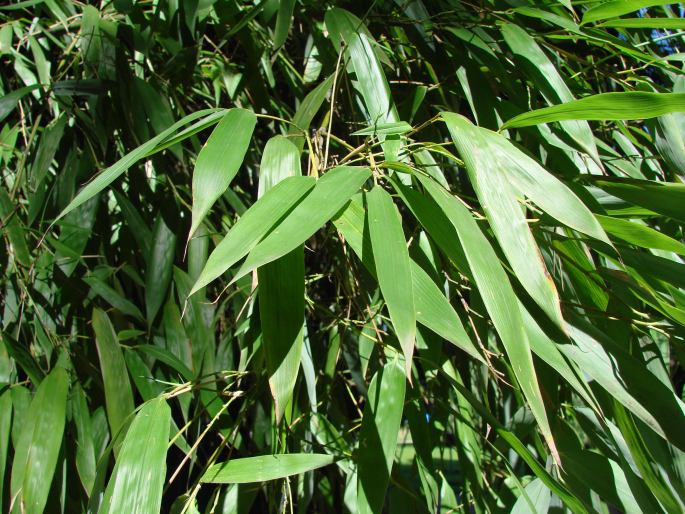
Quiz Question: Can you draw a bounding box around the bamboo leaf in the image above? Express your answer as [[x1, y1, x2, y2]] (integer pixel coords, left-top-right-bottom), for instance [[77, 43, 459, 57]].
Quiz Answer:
[[601, 18, 685, 29], [231, 166, 370, 283], [98, 397, 171, 514], [418, 174, 558, 463], [450, 119, 610, 245], [366, 186, 415, 378], [564, 319, 685, 451], [597, 215, 685, 255], [357, 359, 406, 514], [583, 0, 675, 23], [201, 454, 335, 483], [503, 92, 685, 129], [591, 176, 685, 224], [92, 308, 135, 448], [0, 187, 31, 268], [189, 175, 315, 295], [189, 108, 256, 239], [0, 391, 10, 504], [257, 135, 305, 422], [0, 85, 40, 124], [352, 121, 412, 136], [442, 112, 565, 328], [145, 214, 176, 325], [10, 366, 68, 514], [290, 75, 335, 151], [58, 109, 222, 221], [273, 0, 296, 48], [501, 23, 600, 162], [325, 8, 398, 125], [333, 194, 482, 361]]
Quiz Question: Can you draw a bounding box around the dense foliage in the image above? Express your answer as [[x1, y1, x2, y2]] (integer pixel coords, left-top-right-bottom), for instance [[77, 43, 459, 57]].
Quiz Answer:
[[2, 0, 685, 512]]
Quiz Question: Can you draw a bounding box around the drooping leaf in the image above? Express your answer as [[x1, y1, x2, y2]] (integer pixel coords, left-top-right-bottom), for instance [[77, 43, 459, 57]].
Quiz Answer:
[[189, 108, 256, 239], [501, 23, 600, 163], [10, 366, 68, 514], [325, 8, 398, 126], [273, 0, 296, 48], [418, 174, 558, 463], [92, 308, 135, 447], [257, 135, 305, 422], [189, 175, 315, 295], [357, 359, 406, 514], [442, 112, 564, 328], [333, 194, 482, 361], [145, 214, 177, 325], [0, 187, 30, 268], [98, 397, 171, 514], [366, 186, 415, 378], [231, 166, 371, 283], [57, 109, 223, 221]]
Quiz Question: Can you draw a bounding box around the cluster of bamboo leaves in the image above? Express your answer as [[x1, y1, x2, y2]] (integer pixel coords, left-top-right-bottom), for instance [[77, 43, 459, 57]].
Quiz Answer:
[[2, 0, 685, 512]]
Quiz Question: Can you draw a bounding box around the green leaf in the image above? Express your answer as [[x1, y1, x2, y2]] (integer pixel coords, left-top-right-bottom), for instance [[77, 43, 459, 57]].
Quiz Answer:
[[57, 109, 222, 221], [325, 8, 398, 126], [357, 359, 406, 514], [189, 175, 315, 295], [442, 366, 587, 513], [503, 92, 685, 129], [145, 214, 176, 325], [352, 121, 412, 136], [92, 308, 135, 448], [10, 366, 68, 514], [442, 112, 564, 328], [0, 391, 10, 504], [31, 114, 66, 186], [201, 454, 335, 483], [189, 108, 256, 239], [366, 186, 415, 378], [591, 176, 685, 224], [583, 0, 675, 23], [0, 187, 31, 268], [500, 23, 599, 162], [273, 0, 296, 48], [257, 135, 304, 422], [231, 166, 371, 283], [55, 195, 99, 277], [601, 17, 685, 29], [332, 194, 482, 361], [134, 344, 194, 382], [564, 318, 685, 451], [290, 75, 335, 151], [449, 118, 610, 244], [99, 397, 171, 514], [418, 174, 558, 463], [597, 215, 685, 255], [83, 275, 144, 320], [73, 385, 97, 496], [0, 85, 40, 124]]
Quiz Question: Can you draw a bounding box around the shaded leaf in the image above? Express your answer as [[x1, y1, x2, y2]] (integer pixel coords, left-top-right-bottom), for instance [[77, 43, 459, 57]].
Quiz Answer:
[[10, 367, 68, 514]]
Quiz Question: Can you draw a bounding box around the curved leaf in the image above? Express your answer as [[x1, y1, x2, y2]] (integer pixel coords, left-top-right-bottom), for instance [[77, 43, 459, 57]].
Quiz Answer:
[[190, 108, 256, 239]]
